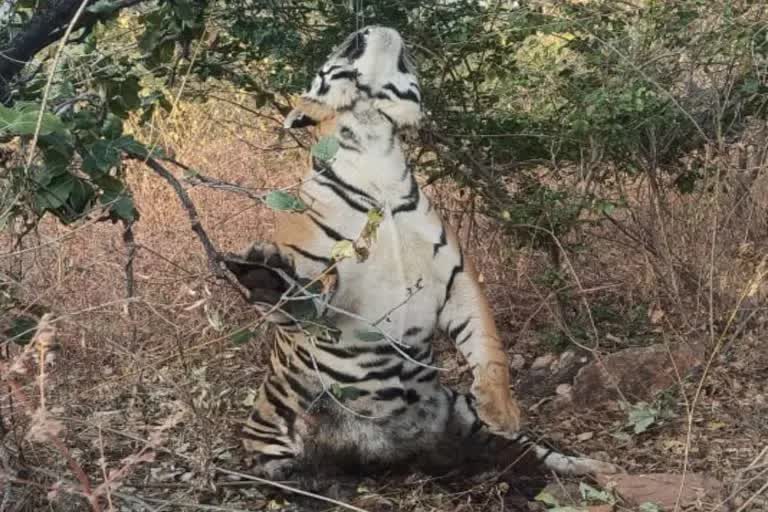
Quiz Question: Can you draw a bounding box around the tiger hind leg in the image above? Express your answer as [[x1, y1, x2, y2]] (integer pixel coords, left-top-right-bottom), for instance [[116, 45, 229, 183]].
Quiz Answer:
[[240, 377, 308, 479], [438, 387, 622, 476]]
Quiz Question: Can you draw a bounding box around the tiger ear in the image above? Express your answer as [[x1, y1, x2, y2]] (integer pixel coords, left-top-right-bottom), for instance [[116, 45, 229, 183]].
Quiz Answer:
[[283, 96, 337, 129]]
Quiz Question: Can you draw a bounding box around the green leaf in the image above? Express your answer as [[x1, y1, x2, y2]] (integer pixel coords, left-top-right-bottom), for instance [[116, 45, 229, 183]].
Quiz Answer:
[[0, 104, 66, 136], [534, 491, 560, 507], [638, 502, 662, 512], [96, 176, 139, 222], [578, 482, 614, 504], [264, 190, 307, 212], [626, 401, 660, 434], [111, 194, 138, 222], [4, 316, 39, 345], [229, 328, 254, 345], [35, 173, 75, 210], [311, 136, 340, 162], [101, 114, 123, 139], [86, 0, 121, 14], [329, 383, 366, 402], [82, 139, 121, 175], [54, 178, 96, 224], [354, 329, 385, 342]]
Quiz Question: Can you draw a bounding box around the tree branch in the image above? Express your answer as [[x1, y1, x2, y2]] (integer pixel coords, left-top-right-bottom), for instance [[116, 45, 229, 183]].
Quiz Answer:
[[0, 0, 147, 104], [142, 157, 252, 302]]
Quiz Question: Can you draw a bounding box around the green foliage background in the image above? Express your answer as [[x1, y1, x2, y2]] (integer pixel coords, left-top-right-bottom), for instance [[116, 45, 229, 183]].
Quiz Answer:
[[1, 0, 767, 245]]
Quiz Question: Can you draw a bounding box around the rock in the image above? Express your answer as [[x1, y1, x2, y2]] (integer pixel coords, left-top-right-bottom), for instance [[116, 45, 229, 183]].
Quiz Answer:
[[571, 343, 704, 407], [556, 383, 573, 397], [511, 353, 526, 371], [596, 472, 723, 510], [531, 354, 556, 370], [518, 350, 590, 398]]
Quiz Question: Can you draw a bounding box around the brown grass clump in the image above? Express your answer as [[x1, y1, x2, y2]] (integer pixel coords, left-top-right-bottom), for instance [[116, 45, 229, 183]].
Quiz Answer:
[[1, 95, 766, 511]]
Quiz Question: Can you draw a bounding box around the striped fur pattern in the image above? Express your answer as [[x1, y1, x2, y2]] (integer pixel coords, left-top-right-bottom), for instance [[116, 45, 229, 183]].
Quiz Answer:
[[225, 26, 619, 478]]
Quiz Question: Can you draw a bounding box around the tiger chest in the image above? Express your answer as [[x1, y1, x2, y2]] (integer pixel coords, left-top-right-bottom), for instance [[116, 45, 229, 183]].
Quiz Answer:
[[329, 215, 444, 339]]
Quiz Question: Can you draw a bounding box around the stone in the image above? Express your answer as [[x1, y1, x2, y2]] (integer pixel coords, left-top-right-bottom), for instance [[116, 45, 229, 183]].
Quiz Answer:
[[571, 343, 704, 407], [596, 472, 723, 510], [531, 353, 556, 370], [518, 350, 590, 398], [510, 353, 526, 371], [555, 383, 573, 397]]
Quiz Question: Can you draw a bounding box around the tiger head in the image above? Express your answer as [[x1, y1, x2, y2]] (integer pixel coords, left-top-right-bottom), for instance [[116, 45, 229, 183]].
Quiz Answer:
[[284, 26, 422, 131]]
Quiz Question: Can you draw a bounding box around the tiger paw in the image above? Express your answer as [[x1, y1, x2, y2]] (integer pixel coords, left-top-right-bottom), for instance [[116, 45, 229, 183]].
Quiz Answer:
[[222, 242, 297, 305], [471, 381, 523, 436]]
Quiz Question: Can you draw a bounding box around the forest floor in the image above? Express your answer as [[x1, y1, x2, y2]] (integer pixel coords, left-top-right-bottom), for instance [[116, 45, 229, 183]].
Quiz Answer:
[[2, 100, 767, 511]]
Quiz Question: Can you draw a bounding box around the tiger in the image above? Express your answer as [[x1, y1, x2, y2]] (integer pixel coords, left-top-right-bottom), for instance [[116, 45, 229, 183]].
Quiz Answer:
[[223, 25, 619, 479]]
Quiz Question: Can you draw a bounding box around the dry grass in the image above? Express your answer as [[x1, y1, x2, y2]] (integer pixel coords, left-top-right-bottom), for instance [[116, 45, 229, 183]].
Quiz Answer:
[[1, 96, 766, 511]]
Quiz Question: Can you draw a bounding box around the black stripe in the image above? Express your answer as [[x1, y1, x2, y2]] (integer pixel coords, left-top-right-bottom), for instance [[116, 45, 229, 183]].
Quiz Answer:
[[314, 158, 377, 201], [412, 344, 432, 362], [318, 65, 341, 76], [243, 422, 281, 436], [338, 140, 360, 152], [444, 255, 465, 304], [404, 326, 422, 336], [359, 357, 392, 368], [448, 319, 471, 341], [294, 347, 360, 384], [309, 214, 349, 242], [268, 378, 288, 398], [469, 419, 484, 437], [248, 410, 281, 432], [339, 126, 360, 145], [274, 346, 288, 368], [330, 70, 358, 81], [285, 244, 331, 264], [537, 447, 555, 463], [361, 363, 403, 381], [317, 76, 330, 95], [416, 369, 438, 383], [373, 387, 404, 401], [397, 48, 408, 73], [256, 452, 294, 462], [377, 109, 395, 125], [392, 175, 420, 215], [315, 180, 370, 213], [315, 344, 357, 359], [457, 330, 473, 346], [357, 83, 373, 98], [383, 83, 420, 103], [264, 385, 297, 437], [400, 364, 426, 380], [284, 373, 315, 404], [405, 389, 420, 404], [341, 32, 366, 60], [241, 430, 281, 445], [346, 344, 398, 356], [433, 226, 447, 256]]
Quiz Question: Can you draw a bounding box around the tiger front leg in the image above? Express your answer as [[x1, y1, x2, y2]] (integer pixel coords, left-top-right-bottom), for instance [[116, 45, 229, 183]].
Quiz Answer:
[[222, 242, 301, 318], [438, 259, 522, 437]]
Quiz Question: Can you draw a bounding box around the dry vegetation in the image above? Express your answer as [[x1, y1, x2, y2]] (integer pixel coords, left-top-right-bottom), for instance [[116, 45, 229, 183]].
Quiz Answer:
[[2, 96, 767, 511]]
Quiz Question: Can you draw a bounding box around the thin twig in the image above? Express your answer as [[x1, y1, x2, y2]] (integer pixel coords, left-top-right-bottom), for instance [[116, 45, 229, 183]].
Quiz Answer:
[[23, 0, 91, 171], [141, 157, 251, 302]]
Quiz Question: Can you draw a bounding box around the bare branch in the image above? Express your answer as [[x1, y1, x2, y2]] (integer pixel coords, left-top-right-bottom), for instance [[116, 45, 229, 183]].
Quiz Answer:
[[142, 157, 252, 302]]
